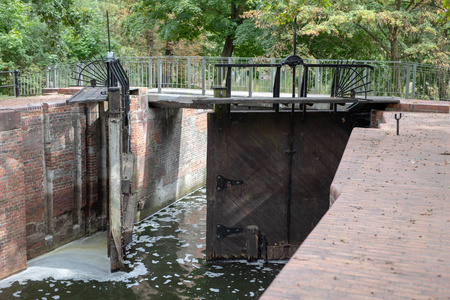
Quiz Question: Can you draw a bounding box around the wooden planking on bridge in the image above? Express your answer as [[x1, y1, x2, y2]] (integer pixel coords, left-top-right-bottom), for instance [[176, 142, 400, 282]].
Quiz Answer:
[[66, 86, 108, 104]]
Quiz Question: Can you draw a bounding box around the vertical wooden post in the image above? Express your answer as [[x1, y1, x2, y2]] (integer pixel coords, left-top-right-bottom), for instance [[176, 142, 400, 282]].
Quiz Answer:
[[98, 102, 108, 228], [245, 225, 259, 261], [108, 87, 124, 272], [42, 103, 54, 242], [72, 104, 83, 233]]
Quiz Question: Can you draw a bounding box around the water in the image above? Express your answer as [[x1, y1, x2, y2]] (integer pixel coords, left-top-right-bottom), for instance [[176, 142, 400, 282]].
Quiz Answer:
[[0, 187, 285, 299]]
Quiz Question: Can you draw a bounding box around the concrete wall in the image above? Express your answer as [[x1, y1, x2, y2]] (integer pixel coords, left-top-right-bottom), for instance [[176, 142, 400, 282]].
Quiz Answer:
[[0, 89, 208, 280]]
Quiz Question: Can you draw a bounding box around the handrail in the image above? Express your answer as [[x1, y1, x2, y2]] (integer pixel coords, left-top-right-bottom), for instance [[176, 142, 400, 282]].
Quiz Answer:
[[0, 70, 20, 97], [2, 57, 449, 101]]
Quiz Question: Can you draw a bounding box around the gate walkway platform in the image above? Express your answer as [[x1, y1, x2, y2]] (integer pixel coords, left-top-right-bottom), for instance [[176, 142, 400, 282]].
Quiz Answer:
[[261, 110, 449, 299]]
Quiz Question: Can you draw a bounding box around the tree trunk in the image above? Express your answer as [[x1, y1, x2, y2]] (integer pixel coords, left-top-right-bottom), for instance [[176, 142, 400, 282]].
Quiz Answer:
[[165, 41, 173, 56], [216, 1, 246, 85], [219, 1, 246, 58], [164, 41, 173, 87], [220, 35, 235, 58], [147, 30, 154, 56], [389, 25, 401, 96]]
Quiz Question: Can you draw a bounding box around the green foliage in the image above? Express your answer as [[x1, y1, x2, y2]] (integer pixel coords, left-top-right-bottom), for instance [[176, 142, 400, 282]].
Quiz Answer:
[[0, 0, 114, 70], [123, 0, 262, 57], [440, 0, 450, 21], [0, 0, 31, 69], [258, 0, 449, 64], [233, 18, 273, 57], [0, 0, 448, 69], [63, 1, 111, 62]]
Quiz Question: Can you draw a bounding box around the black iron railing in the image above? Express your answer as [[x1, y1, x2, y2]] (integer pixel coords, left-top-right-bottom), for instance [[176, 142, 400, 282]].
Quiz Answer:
[[0, 70, 19, 97]]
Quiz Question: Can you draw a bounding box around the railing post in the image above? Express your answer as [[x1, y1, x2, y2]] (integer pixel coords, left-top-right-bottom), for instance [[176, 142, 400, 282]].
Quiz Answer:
[[13, 70, 20, 97], [298, 65, 302, 97], [270, 58, 275, 92], [157, 57, 162, 93], [148, 58, 152, 89], [202, 57, 206, 96], [46, 67, 50, 88], [405, 63, 411, 99], [187, 57, 191, 89], [315, 60, 320, 94], [249, 59, 253, 98], [53, 64, 57, 88], [411, 63, 417, 100]]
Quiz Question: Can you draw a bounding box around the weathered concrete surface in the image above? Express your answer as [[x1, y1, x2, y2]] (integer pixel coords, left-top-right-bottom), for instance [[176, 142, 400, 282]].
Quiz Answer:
[[0, 110, 21, 131], [262, 111, 449, 299]]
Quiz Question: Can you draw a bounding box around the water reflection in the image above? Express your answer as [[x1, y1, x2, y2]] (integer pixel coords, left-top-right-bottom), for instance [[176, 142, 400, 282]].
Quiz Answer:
[[0, 187, 285, 299]]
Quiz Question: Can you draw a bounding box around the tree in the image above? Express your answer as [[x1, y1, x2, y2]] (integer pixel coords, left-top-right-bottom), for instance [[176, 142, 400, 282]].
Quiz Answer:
[[0, 0, 117, 69], [124, 0, 259, 57], [0, 0, 32, 69], [441, 0, 450, 21], [260, 0, 449, 64]]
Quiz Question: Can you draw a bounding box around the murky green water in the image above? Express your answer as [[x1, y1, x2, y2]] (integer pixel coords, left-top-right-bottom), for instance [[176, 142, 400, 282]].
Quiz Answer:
[[0, 187, 285, 299]]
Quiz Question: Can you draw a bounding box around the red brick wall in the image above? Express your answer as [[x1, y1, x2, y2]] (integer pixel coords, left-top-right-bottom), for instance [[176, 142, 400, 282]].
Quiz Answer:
[[20, 105, 47, 258], [16, 102, 94, 260], [45, 103, 80, 217], [0, 88, 208, 279], [0, 120, 27, 279], [130, 91, 208, 218]]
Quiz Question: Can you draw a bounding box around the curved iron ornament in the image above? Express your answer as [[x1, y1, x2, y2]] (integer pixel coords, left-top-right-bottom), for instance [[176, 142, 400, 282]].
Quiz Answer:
[[73, 57, 109, 87], [331, 61, 374, 100]]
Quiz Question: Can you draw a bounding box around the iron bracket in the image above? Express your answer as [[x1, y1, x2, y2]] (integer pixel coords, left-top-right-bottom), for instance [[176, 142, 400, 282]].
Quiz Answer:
[[214, 104, 230, 133], [216, 175, 244, 192], [216, 224, 243, 240], [395, 113, 402, 135]]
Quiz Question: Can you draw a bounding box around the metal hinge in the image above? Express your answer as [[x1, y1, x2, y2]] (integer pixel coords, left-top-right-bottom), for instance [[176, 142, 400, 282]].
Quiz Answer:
[[216, 175, 244, 192], [216, 224, 243, 240]]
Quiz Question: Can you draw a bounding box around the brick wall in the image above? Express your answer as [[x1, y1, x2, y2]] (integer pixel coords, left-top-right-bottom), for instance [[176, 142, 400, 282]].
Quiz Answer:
[[0, 102, 97, 279], [20, 105, 47, 258], [0, 111, 26, 279], [17, 102, 95, 260], [0, 88, 208, 279], [130, 90, 208, 219]]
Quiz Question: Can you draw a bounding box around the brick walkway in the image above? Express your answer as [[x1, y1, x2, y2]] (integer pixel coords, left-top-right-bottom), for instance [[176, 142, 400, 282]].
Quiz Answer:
[[262, 111, 449, 299]]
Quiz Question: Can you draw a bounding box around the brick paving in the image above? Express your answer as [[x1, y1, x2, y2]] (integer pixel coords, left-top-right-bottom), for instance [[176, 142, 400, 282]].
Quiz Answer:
[[0, 94, 70, 108], [262, 111, 449, 299]]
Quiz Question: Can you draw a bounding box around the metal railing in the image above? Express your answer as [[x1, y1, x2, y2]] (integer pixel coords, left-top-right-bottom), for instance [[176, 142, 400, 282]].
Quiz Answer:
[[0, 70, 19, 97], [2, 57, 449, 101]]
